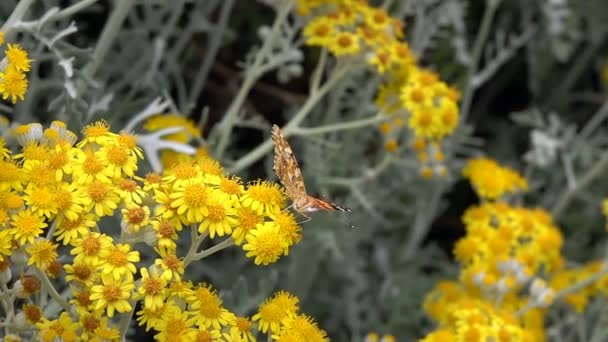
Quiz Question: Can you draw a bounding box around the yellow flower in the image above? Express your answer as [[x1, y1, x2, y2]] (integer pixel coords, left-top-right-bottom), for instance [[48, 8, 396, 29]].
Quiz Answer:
[[327, 31, 361, 56], [154, 304, 197, 342], [154, 248, 185, 281], [22, 303, 42, 325], [90, 277, 135, 317], [274, 314, 328, 342], [64, 260, 96, 285], [303, 17, 337, 47], [26, 239, 58, 269], [219, 175, 245, 204], [170, 180, 211, 224], [225, 316, 256, 342], [98, 142, 139, 179], [136, 267, 169, 311], [24, 185, 58, 219], [10, 209, 47, 245], [98, 243, 140, 281], [53, 182, 87, 221], [55, 212, 98, 245], [0, 65, 28, 103], [36, 312, 79, 342], [72, 148, 110, 185], [188, 283, 236, 330], [199, 192, 238, 238], [116, 177, 147, 205], [121, 204, 151, 234], [462, 158, 528, 200], [0, 230, 12, 261], [152, 219, 179, 250], [70, 232, 114, 266], [253, 291, 300, 334], [231, 206, 264, 245], [6, 43, 32, 72], [241, 180, 286, 216], [78, 120, 116, 147], [270, 211, 301, 252], [81, 180, 120, 217], [242, 222, 288, 265]]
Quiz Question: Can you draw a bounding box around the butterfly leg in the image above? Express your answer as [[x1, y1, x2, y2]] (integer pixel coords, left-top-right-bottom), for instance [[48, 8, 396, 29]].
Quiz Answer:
[[297, 213, 312, 224]]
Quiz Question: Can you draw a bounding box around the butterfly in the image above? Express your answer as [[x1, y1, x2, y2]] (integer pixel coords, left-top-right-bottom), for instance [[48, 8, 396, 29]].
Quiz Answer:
[[271, 124, 351, 219]]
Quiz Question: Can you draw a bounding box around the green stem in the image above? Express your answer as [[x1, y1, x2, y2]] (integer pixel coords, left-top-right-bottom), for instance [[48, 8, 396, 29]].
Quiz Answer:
[[1, 0, 35, 38], [403, 183, 444, 259], [459, 0, 502, 123], [82, 0, 135, 79], [47, 0, 98, 23], [551, 153, 608, 218], [214, 1, 294, 158], [182, 228, 208, 268], [192, 238, 235, 260], [227, 64, 352, 174], [35, 269, 73, 318], [293, 114, 386, 136]]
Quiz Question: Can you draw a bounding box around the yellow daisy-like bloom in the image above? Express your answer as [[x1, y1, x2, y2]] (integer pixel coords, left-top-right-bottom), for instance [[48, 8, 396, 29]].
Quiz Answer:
[[219, 175, 245, 204], [408, 105, 442, 139], [78, 120, 116, 147], [242, 222, 288, 265], [231, 207, 264, 245], [197, 156, 224, 176], [271, 211, 302, 251], [275, 314, 329, 342], [26, 239, 58, 269], [462, 158, 528, 200], [98, 243, 140, 281], [152, 219, 179, 250], [10, 209, 47, 245], [0, 65, 28, 104], [154, 304, 197, 342], [0, 230, 12, 261], [83, 180, 121, 217], [71, 148, 110, 185], [70, 232, 114, 266], [154, 248, 185, 281], [116, 178, 147, 205], [120, 204, 151, 234], [137, 267, 169, 311], [188, 283, 236, 330], [23, 185, 58, 219], [253, 291, 299, 334], [22, 303, 42, 325], [199, 192, 238, 238], [170, 180, 211, 224], [303, 17, 337, 47], [225, 316, 256, 342], [328, 31, 361, 56], [53, 182, 86, 221], [90, 277, 135, 317], [6, 43, 32, 72], [36, 312, 79, 342], [241, 180, 286, 216], [0, 159, 23, 190], [55, 212, 98, 245], [98, 142, 139, 179], [64, 260, 96, 285]]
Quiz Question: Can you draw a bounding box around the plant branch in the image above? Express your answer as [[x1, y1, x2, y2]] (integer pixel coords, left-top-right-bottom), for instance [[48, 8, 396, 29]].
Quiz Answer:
[[551, 153, 608, 218], [459, 0, 502, 123]]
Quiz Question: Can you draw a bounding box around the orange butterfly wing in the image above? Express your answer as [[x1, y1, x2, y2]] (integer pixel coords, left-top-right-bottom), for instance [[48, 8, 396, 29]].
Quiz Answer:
[[271, 125, 307, 203]]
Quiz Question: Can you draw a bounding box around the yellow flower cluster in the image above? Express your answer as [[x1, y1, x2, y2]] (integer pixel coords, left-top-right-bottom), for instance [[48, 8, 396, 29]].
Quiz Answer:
[[0, 119, 322, 341], [253, 290, 328, 341], [0, 32, 32, 103], [462, 157, 528, 200], [421, 159, 564, 341], [298, 0, 460, 178]]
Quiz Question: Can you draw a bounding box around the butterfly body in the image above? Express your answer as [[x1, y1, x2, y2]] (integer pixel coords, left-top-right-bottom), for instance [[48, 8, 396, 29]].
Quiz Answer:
[[271, 125, 351, 217]]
